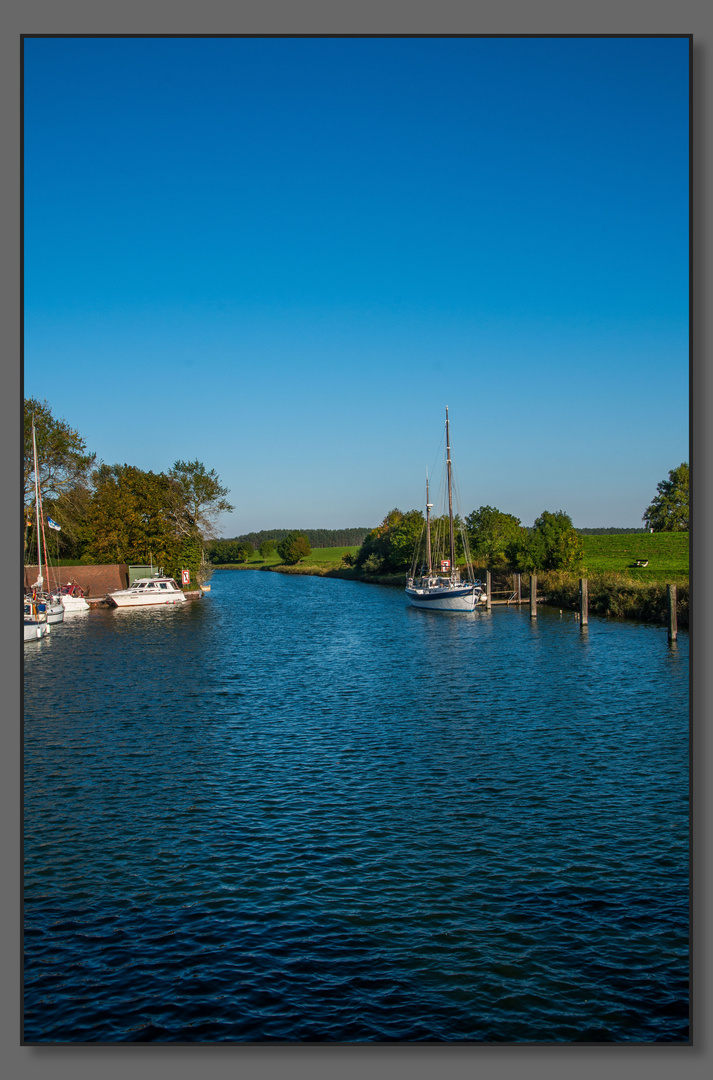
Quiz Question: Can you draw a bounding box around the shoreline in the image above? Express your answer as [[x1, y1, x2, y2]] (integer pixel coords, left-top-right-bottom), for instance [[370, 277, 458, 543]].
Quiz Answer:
[[212, 565, 689, 628]]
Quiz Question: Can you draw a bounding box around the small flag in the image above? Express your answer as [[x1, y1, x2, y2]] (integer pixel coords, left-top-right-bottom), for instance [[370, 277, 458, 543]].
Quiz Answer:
[[47, 517, 62, 531]]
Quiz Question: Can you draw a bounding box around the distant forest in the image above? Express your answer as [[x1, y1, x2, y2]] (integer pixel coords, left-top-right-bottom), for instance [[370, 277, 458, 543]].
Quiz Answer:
[[224, 528, 372, 549], [575, 528, 649, 535]]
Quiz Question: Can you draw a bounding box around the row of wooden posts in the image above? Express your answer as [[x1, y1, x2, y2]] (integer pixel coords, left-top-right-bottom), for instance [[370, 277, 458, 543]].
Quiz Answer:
[[482, 571, 678, 642]]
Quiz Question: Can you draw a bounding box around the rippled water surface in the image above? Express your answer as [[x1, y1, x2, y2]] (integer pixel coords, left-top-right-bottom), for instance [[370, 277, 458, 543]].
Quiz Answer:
[[24, 570, 689, 1042]]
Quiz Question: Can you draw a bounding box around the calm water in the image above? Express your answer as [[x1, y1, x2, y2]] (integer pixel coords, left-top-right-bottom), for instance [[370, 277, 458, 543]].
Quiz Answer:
[[23, 570, 689, 1043]]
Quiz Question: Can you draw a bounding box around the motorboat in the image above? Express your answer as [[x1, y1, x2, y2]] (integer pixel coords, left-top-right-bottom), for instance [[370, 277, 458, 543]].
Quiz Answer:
[[108, 575, 187, 607], [57, 581, 90, 612]]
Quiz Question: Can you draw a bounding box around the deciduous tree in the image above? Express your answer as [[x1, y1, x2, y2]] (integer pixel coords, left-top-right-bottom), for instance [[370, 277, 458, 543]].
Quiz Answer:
[[355, 509, 425, 574], [168, 459, 234, 541], [465, 506, 522, 566], [24, 398, 95, 510], [84, 464, 189, 576], [208, 540, 255, 564], [277, 532, 311, 565], [507, 510, 584, 572], [643, 464, 689, 532]]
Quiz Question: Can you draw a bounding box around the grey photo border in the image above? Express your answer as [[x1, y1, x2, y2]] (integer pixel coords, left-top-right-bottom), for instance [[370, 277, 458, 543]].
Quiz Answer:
[[3, 1, 708, 1077]]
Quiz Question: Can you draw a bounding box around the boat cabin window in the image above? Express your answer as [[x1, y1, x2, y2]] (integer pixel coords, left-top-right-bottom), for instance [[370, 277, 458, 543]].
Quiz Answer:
[[159, 583, 168, 589]]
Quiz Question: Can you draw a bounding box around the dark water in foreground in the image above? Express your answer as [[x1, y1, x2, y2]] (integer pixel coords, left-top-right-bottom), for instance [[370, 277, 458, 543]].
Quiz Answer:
[[24, 570, 689, 1043]]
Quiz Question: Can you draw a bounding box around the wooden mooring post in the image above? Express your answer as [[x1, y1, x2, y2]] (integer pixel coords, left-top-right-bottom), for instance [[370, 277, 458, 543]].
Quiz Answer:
[[529, 574, 537, 618], [667, 584, 677, 642], [485, 570, 492, 611], [515, 573, 521, 604], [579, 578, 588, 626]]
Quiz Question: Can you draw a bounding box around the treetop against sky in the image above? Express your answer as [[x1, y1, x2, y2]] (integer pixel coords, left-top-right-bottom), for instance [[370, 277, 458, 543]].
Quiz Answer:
[[23, 36, 689, 533]]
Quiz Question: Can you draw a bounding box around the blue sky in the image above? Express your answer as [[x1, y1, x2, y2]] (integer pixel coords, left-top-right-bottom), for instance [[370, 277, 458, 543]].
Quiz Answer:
[[23, 35, 689, 534]]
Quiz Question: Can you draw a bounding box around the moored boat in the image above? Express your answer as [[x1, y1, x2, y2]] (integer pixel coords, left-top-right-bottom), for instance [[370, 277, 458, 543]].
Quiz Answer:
[[57, 581, 90, 612], [24, 417, 64, 632], [29, 595, 65, 624], [405, 407, 486, 613], [24, 598, 50, 641], [108, 574, 187, 607]]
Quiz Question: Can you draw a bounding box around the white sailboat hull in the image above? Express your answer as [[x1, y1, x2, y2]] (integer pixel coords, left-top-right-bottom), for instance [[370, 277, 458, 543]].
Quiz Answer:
[[42, 600, 65, 624], [406, 583, 485, 612], [24, 619, 50, 642]]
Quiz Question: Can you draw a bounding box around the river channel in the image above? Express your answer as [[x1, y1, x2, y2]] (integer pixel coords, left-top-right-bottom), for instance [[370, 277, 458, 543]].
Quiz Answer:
[[23, 569, 689, 1042]]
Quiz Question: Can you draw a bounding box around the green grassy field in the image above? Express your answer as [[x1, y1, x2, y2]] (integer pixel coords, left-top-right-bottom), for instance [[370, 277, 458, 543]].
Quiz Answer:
[[216, 546, 360, 571], [581, 532, 689, 581], [286, 545, 359, 566]]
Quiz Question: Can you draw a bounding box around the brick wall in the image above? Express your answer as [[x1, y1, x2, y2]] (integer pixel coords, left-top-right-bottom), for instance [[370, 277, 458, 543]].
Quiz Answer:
[[24, 564, 129, 597]]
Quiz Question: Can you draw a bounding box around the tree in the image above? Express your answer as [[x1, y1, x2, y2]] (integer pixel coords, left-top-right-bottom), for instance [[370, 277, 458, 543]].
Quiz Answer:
[[643, 464, 689, 532], [277, 532, 311, 565], [44, 482, 94, 561], [205, 539, 254, 564], [84, 464, 195, 578], [168, 459, 234, 541], [465, 506, 522, 566], [24, 398, 95, 510], [355, 509, 425, 574], [507, 510, 584, 572], [259, 539, 277, 559]]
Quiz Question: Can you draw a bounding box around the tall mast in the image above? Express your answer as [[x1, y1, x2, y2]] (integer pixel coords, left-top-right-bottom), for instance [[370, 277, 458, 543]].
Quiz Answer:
[[425, 474, 433, 575], [446, 406, 455, 573], [32, 418, 44, 591]]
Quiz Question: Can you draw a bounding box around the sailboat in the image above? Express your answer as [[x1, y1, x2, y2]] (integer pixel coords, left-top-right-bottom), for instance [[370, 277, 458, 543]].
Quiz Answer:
[[24, 418, 64, 637], [405, 408, 486, 612], [24, 595, 50, 641]]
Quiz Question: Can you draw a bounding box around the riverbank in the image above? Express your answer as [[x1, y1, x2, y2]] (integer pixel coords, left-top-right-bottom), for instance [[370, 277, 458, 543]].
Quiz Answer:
[[535, 570, 689, 628], [214, 564, 689, 628]]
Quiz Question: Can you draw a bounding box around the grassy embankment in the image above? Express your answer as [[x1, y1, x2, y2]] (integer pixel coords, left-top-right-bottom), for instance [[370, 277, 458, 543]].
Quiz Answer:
[[213, 546, 363, 576], [536, 532, 689, 626]]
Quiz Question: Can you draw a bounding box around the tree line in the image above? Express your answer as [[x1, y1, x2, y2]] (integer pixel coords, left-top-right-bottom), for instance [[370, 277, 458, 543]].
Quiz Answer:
[[222, 527, 371, 549], [207, 533, 313, 566], [353, 507, 587, 575], [24, 398, 233, 581], [575, 527, 649, 535], [353, 463, 689, 576]]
